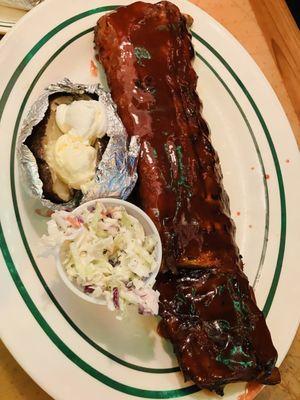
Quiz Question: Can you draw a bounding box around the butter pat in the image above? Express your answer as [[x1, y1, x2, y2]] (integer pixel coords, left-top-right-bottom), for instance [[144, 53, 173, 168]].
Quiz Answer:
[[56, 99, 107, 144], [53, 135, 97, 191]]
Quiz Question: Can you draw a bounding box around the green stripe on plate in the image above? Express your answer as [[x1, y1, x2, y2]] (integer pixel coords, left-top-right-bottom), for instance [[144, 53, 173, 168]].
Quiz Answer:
[[9, 25, 270, 375]]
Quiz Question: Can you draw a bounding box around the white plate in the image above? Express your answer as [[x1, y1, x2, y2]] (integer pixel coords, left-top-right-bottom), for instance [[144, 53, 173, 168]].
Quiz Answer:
[[0, 1, 299, 399], [0, 4, 25, 33]]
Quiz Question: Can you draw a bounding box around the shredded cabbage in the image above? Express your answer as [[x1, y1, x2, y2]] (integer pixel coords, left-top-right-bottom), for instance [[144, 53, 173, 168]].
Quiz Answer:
[[40, 202, 160, 316]]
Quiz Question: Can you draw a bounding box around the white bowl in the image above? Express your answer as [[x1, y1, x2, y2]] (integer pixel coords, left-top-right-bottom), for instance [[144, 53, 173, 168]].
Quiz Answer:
[[56, 198, 162, 305]]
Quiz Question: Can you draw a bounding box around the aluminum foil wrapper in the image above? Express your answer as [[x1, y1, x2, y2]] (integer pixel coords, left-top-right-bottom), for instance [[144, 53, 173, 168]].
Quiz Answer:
[[18, 78, 140, 211]]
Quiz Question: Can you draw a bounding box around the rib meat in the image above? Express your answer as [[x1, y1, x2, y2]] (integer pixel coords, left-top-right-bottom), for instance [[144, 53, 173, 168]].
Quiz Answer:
[[95, 1, 280, 393]]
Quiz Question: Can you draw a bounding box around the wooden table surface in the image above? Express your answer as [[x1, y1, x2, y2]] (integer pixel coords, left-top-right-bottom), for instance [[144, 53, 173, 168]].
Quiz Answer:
[[0, 0, 299, 399]]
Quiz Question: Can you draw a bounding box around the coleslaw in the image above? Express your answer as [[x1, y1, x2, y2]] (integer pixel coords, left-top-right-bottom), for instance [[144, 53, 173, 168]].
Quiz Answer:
[[40, 202, 160, 315]]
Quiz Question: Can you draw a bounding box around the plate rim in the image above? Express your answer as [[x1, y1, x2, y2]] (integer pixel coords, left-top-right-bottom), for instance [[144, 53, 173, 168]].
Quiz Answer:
[[0, 0, 299, 399], [7, 21, 273, 375]]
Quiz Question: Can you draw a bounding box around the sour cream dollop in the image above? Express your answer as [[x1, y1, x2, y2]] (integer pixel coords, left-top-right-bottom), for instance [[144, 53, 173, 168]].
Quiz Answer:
[[56, 99, 107, 144]]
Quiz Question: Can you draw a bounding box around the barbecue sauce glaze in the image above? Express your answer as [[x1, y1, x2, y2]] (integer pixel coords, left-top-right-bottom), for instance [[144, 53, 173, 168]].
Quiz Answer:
[[95, 1, 280, 392]]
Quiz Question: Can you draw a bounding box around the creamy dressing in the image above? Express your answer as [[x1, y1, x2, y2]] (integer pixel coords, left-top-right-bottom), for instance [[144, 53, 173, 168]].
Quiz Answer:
[[40, 202, 160, 316]]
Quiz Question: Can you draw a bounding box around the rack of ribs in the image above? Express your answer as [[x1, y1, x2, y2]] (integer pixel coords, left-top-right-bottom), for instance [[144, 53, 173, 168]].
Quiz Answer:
[[95, 1, 280, 394]]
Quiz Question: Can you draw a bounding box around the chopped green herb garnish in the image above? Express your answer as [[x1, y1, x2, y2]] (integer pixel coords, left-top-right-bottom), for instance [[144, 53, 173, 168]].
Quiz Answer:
[[176, 145, 190, 189], [241, 301, 249, 315], [164, 143, 174, 184], [217, 284, 226, 295], [216, 345, 255, 370], [153, 148, 158, 158], [233, 300, 242, 314], [216, 354, 230, 366], [175, 292, 187, 305], [230, 345, 246, 357], [134, 46, 151, 66], [190, 302, 196, 315], [216, 320, 230, 332], [226, 278, 250, 319]]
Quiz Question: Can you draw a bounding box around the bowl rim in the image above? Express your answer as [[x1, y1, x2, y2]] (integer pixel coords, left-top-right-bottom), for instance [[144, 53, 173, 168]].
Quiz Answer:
[[56, 198, 162, 305]]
